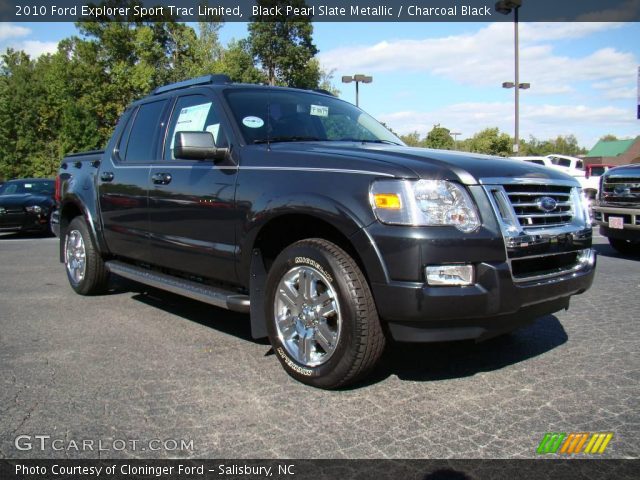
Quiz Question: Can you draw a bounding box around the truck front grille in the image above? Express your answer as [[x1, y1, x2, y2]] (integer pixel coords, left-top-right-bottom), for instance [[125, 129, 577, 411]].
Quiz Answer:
[[502, 184, 574, 230], [483, 180, 592, 283], [601, 177, 640, 204]]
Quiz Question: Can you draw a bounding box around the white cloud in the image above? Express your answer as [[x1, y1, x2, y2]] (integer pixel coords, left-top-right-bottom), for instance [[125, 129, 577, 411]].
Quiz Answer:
[[378, 102, 637, 147], [319, 22, 635, 97], [0, 23, 58, 58], [0, 23, 31, 41], [18, 40, 58, 57]]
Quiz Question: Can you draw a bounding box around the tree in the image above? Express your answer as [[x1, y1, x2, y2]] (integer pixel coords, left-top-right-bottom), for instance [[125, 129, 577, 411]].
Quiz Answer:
[[248, 0, 319, 88], [424, 125, 454, 150], [217, 39, 267, 83], [465, 128, 512, 156], [399, 131, 422, 147], [600, 134, 619, 142]]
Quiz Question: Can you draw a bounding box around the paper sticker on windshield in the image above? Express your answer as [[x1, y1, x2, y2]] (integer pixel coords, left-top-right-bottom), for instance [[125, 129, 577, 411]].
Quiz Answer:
[[242, 116, 264, 128], [310, 105, 329, 117]]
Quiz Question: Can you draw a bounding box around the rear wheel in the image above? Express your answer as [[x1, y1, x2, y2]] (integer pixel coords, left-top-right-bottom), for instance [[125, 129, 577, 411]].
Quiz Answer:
[[265, 238, 386, 389], [64, 216, 109, 295], [609, 237, 638, 255]]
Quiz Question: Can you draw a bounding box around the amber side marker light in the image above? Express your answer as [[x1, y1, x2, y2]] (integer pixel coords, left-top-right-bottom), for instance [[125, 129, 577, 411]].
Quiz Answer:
[[373, 193, 402, 210]]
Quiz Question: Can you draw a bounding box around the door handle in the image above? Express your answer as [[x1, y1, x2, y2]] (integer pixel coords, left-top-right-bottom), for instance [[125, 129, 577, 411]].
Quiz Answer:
[[151, 172, 172, 185], [100, 171, 114, 182]]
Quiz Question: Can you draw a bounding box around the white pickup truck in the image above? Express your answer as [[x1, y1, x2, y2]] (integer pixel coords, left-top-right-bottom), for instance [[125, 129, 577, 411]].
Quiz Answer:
[[513, 155, 610, 201]]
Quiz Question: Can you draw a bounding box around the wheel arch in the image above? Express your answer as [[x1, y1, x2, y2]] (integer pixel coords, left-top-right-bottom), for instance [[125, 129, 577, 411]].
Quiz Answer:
[[58, 198, 104, 262], [246, 208, 387, 340]]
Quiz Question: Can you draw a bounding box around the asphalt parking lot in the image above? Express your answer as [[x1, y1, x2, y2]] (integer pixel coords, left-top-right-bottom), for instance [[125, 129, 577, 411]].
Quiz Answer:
[[0, 233, 638, 460]]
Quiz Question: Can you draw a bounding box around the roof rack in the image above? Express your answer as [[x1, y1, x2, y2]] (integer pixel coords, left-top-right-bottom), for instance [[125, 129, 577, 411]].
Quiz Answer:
[[152, 74, 232, 95], [312, 88, 336, 97]]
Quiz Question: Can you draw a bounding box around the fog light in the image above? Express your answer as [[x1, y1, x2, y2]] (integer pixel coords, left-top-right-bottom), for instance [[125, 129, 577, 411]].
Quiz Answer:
[[426, 265, 474, 286]]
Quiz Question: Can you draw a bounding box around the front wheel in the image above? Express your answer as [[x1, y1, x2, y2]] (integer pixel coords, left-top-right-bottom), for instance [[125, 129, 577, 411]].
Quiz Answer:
[[265, 239, 386, 389], [609, 237, 639, 255], [64, 216, 109, 295]]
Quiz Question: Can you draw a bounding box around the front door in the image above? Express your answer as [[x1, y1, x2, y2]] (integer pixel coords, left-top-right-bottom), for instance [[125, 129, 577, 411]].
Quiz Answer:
[[147, 93, 239, 283]]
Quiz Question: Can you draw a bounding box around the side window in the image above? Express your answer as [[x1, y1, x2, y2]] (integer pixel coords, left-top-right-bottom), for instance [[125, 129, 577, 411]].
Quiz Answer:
[[116, 109, 135, 159], [164, 95, 227, 160], [122, 100, 168, 163]]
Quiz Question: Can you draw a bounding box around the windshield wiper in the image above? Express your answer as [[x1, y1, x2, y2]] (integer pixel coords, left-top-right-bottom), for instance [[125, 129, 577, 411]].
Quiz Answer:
[[254, 136, 323, 144], [337, 138, 402, 146]]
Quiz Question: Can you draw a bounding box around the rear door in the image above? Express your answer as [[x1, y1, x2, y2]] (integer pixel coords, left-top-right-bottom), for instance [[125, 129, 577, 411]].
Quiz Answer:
[[147, 92, 240, 283], [99, 99, 169, 263]]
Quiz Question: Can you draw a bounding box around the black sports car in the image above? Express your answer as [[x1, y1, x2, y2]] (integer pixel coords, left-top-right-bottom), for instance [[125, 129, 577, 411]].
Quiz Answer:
[[0, 178, 55, 234]]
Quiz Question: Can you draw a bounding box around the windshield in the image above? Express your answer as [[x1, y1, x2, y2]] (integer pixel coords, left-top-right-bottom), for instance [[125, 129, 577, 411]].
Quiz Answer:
[[224, 88, 403, 146], [0, 180, 54, 196], [549, 157, 572, 168]]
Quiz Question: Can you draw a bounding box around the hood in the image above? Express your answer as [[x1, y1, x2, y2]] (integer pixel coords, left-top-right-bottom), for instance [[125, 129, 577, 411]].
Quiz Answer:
[[605, 164, 640, 178], [267, 142, 578, 185], [0, 193, 53, 208]]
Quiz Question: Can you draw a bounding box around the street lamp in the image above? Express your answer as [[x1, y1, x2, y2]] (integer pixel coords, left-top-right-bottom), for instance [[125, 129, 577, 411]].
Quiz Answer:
[[496, 0, 528, 154], [451, 132, 461, 149], [342, 74, 373, 107]]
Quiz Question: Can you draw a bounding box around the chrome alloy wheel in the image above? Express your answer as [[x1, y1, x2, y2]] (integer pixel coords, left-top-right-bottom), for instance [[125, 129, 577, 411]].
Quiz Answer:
[[65, 229, 86, 285], [274, 266, 341, 367]]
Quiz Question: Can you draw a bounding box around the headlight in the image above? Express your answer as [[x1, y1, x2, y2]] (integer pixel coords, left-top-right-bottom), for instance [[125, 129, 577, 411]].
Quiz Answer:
[[370, 179, 481, 232], [25, 205, 43, 214]]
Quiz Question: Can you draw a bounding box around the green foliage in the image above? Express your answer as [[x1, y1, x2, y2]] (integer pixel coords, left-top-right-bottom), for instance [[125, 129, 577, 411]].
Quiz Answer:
[[599, 134, 619, 142], [217, 39, 267, 84], [424, 125, 454, 150], [399, 131, 422, 147], [462, 128, 513, 156], [248, 0, 319, 88], [520, 134, 586, 156]]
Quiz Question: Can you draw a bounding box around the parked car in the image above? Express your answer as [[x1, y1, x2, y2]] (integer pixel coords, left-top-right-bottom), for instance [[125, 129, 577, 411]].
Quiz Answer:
[[581, 164, 614, 201], [592, 164, 640, 254], [511, 156, 553, 167], [545, 154, 585, 173], [57, 75, 596, 388], [0, 178, 55, 235]]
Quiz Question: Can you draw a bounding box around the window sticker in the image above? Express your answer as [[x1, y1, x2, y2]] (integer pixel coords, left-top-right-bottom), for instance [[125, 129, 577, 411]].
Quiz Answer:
[[24, 184, 33, 188], [242, 116, 265, 128], [170, 102, 212, 149], [310, 105, 329, 117]]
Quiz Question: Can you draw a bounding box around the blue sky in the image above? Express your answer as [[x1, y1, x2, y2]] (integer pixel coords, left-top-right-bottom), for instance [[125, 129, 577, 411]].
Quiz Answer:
[[1, 20, 639, 149]]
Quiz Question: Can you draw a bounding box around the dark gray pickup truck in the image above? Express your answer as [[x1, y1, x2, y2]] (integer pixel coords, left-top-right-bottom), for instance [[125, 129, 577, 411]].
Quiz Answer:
[[592, 164, 640, 254], [56, 75, 596, 388]]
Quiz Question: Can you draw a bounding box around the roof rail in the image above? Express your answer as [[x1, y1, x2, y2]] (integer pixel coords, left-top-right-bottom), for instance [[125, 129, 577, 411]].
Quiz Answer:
[[312, 88, 336, 97], [152, 74, 232, 95]]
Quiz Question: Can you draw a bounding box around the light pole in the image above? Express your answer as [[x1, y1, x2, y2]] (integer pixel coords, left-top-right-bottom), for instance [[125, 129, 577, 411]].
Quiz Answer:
[[496, 0, 528, 154], [342, 74, 373, 107], [451, 131, 461, 149]]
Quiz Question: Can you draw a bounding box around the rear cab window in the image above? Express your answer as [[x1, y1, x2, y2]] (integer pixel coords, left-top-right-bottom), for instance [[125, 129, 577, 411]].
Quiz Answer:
[[116, 99, 169, 163]]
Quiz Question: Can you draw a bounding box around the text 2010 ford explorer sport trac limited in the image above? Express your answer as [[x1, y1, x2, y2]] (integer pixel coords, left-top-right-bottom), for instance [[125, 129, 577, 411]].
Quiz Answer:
[[56, 75, 596, 388]]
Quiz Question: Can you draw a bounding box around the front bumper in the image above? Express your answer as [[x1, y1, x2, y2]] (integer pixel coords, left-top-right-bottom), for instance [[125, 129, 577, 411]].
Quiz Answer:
[[592, 204, 640, 241], [0, 211, 50, 233], [372, 254, 595, 342], [357, 220, 596, 343]]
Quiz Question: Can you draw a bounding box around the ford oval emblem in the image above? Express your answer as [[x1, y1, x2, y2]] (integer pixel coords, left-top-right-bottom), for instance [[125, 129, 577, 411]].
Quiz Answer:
[[536, 196, 558, 213], [614, 184, 630, 196]]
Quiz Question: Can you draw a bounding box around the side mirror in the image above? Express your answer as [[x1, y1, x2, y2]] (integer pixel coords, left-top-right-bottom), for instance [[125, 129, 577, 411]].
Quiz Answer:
[[174, 131, 228, 161]]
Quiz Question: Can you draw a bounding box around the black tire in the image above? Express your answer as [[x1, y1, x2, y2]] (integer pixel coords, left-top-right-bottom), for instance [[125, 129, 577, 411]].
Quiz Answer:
[[608, 237, 638, 255], [265, 238, 386, 389], [64, 216, 109, 295]]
